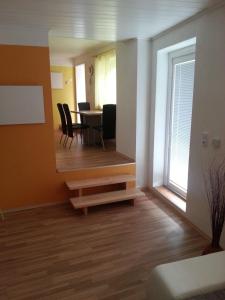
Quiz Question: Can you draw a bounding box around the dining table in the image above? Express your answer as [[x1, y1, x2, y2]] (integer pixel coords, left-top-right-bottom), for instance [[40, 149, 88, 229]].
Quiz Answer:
[[71, 110, 103, 145]]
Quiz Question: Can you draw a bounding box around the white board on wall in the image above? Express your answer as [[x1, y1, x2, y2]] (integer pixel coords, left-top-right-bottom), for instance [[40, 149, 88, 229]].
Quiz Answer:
[[0, 86, 45, 125], [51, 72, 63, 89]]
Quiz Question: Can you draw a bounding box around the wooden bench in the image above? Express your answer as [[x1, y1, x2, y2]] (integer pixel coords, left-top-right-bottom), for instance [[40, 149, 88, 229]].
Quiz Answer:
[[70, 188, 144, 216]]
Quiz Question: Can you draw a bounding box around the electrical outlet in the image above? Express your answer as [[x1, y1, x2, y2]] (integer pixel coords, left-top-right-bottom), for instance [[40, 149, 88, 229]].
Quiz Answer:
[[212, 137, 221, 149]]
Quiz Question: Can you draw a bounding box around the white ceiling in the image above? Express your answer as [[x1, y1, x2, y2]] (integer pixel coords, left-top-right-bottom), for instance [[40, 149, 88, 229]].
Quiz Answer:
[[0, 0, 223, 59], [0, 0, 222, 41], [49, 37, 110, 60]]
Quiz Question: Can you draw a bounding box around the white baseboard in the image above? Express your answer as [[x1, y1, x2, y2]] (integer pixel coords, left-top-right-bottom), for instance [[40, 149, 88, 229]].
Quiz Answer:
[[2, 200, 68, 214]]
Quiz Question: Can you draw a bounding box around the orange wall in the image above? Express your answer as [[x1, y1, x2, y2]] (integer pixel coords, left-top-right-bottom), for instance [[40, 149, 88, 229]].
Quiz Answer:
[[0, 44, 135, 211]]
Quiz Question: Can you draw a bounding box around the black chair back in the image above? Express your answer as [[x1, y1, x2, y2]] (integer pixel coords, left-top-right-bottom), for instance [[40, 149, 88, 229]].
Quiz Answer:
[[78, 102, 90, 124], [102, 104, 116, 139], [62, 104, 73, 138], [57, 103, 67, 135]]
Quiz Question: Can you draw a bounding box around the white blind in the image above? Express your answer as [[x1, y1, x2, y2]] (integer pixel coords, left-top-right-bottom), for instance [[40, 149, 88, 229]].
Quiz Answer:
[[168, 58, 195, 193]]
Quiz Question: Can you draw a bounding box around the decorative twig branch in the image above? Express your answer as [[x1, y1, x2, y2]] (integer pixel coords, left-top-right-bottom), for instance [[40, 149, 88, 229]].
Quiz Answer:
[[203, 158, 225, 252]]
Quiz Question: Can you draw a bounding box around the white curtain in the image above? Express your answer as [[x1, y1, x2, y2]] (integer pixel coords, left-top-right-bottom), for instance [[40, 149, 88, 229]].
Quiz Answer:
[[95, 49, 116, 109]]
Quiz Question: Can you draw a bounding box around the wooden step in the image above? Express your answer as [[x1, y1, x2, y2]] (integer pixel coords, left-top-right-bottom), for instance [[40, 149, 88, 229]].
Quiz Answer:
[[66, 174, 136, 191], [70, 188, 144, 215]]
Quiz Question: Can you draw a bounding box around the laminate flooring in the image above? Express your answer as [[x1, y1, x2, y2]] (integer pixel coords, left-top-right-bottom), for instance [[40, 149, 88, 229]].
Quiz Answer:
[[0, 192, 207, 300]]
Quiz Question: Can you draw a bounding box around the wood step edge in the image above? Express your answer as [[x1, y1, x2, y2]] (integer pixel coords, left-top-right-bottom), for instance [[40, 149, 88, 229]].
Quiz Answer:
[[70, 188, 144, 201], [70, 188, 145, 208], [66, 174, 136, 190]]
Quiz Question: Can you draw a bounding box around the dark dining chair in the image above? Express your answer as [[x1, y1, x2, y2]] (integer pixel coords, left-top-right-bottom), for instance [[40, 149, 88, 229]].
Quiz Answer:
[[63, 104, 89, 148], [57, 103, 67, 145], [78, 102, 90, 125], [93, 104, 116, 150]]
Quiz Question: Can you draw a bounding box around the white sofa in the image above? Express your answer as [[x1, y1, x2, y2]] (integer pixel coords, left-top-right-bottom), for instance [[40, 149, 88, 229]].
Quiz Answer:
[[147, 251, 225, 300]]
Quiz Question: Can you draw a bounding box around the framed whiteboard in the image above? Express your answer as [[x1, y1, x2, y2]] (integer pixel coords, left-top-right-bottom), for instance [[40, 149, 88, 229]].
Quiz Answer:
[[0, 86, 45, 125], [51, 72, 63, 89]]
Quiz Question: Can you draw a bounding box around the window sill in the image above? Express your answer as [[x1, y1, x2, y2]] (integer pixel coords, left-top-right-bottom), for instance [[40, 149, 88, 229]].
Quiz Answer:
[[154, 186, 186, 213]]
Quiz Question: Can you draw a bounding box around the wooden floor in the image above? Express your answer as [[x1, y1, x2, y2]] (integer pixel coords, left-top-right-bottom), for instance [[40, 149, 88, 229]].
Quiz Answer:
[[55, 133, 134, 172], [0, 193, 207, 300]]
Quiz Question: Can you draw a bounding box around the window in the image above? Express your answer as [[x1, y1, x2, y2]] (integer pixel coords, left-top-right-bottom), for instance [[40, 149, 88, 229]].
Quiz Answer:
[[95, 49, 116, 109], [75, 64, 86, 122], [75, 64, 86, 103], [164, 47, 195, 198]]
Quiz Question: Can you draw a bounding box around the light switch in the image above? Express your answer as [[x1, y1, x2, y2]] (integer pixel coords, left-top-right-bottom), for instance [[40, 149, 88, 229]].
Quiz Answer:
[[202, 132, 209, 147]]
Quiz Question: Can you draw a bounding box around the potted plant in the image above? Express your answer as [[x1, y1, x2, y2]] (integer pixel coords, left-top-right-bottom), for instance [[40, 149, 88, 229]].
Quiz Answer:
[[203, 158, 225, 255]]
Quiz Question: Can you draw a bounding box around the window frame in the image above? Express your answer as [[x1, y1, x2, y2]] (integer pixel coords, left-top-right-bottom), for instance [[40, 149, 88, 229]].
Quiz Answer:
[[164, 45, 196, 199], [75, 63, 86, 122], [75, 63, 86, 104]]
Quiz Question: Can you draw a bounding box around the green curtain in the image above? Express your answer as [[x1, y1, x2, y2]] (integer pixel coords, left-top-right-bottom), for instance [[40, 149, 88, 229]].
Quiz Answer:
[[95, 49, 116, 109]]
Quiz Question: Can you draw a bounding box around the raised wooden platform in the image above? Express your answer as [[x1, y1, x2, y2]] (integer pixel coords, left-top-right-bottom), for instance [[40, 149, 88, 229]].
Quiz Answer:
[[70, 188, 144, 215], [55, 132, 134, 172]]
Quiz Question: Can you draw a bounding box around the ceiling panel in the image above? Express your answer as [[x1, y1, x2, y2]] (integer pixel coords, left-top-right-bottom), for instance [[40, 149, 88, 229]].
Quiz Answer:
[[0, 0, 223, 41]]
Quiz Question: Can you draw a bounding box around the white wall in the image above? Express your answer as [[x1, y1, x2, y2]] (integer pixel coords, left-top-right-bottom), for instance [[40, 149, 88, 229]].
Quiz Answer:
[[50, 56, 74, 67], [149, 4, 225, 246], [116, 39, 138, 160], [136, 39, 151, 187]]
